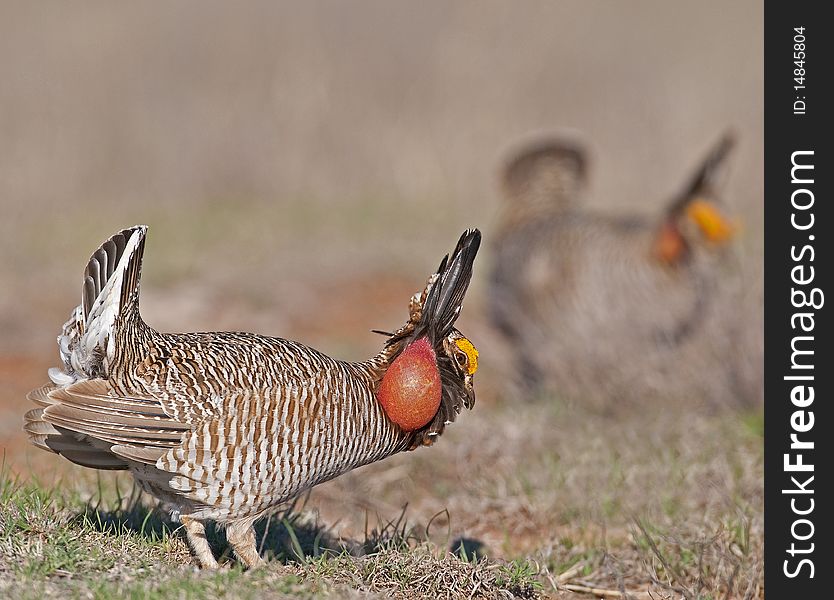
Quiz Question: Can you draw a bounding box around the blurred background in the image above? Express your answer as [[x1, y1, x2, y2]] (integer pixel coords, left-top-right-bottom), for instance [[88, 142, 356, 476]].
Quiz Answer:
[[0, 1, 762, 593]]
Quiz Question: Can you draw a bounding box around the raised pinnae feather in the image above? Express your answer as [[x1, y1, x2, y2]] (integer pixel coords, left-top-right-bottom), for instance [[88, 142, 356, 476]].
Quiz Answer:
[[418, 229, 481, 343], [437, 230, 481, 327], [669, 131, 736, 213]]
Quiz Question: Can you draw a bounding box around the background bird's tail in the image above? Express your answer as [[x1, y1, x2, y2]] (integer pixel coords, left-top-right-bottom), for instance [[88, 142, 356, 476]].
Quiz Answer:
[[501, 139, 587, 217]]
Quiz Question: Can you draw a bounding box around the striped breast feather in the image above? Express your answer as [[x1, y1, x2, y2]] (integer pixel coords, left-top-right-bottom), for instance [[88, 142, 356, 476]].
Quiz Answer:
[[156, 383, 398, 513], [157, 388, 291, 497]]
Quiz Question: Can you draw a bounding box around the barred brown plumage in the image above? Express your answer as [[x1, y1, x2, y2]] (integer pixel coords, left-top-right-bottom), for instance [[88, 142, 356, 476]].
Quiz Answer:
[[24, 225, 481, 568], [489, 133, 738, 405]]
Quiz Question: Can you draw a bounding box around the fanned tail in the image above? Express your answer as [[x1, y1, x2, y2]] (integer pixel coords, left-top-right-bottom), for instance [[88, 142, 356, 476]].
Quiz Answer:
[[501, 138, 587, 217], [51, 225, 148, 385]]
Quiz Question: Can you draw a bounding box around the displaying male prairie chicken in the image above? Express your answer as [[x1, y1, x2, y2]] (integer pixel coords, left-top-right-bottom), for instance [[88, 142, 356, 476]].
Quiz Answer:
[[24, 226, 481, 568], [489, 133, 741, 407]]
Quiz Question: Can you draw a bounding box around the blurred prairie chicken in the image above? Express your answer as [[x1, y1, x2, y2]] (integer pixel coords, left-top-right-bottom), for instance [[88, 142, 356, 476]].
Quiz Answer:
[[25, 226, 481, 568], [489, 133, 739, 406]]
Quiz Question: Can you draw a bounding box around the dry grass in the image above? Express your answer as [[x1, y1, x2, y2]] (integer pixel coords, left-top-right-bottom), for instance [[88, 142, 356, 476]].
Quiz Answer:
[[1, 396, 763, 599], [0, 467, 543, 599]]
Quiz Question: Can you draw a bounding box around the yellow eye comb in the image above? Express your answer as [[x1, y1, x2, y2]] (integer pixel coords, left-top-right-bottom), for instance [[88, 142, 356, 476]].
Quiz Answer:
[[454, 337, 479, 375]]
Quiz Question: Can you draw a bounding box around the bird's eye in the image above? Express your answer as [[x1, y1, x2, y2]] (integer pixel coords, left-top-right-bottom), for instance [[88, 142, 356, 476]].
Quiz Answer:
[[453, 336, 478, 375]]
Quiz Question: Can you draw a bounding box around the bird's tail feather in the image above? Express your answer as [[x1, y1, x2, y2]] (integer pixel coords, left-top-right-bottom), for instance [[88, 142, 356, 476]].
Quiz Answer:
[[52, 225, 148, 385], [501, 139, 587, 217]]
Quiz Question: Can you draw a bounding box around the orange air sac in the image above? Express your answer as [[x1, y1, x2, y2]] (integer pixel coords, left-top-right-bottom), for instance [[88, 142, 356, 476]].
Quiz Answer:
[[653, 221, 687, 265], [377, 337, 442, 431]]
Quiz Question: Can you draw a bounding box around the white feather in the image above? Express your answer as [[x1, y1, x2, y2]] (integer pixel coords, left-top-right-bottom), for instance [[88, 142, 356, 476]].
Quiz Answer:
[[51, 226, 147, 384]]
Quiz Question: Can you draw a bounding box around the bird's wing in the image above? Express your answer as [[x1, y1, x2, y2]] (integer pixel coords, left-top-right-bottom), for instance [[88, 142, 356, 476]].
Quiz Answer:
[[27, 379, 191, 469]]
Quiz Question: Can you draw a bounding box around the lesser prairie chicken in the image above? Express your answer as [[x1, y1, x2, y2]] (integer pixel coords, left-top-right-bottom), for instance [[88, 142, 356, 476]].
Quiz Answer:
[[25, 226, 481, 568], [489, 133, 740, 406]]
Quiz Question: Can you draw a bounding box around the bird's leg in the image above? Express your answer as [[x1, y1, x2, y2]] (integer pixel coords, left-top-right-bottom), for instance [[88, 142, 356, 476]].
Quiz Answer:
[[181, 516, 219, 569], [226, 520, 264, 569]]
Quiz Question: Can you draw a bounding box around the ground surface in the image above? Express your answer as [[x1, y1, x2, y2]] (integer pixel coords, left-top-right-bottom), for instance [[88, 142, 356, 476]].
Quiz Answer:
[[1, 2, 762, 598], [1, 399, 763, 599]]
